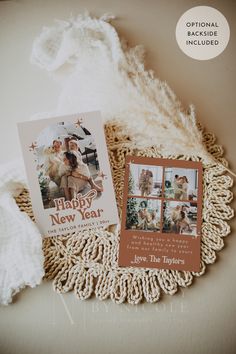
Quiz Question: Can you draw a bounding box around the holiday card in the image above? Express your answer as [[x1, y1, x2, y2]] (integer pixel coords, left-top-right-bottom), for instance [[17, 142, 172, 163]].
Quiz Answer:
[[18, 111, 119, 237], [119, 156, 203, 271]]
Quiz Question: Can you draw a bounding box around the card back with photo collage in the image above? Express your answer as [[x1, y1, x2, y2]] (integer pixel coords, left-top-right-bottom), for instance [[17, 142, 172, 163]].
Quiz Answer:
[[119, 156, 203, 271], [18, 111, 119, 237]]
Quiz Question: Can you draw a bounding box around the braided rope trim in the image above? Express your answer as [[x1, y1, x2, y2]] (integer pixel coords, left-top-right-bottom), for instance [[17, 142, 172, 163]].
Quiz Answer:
[[15, 122, 234, 304]]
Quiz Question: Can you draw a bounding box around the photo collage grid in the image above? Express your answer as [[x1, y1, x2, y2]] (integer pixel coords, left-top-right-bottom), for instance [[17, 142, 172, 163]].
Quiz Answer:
[[126, 163, 199, 236]]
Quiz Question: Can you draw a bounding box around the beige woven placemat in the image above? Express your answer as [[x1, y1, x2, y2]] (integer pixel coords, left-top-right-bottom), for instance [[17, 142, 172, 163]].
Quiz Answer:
[[15, 122, 234, 304]]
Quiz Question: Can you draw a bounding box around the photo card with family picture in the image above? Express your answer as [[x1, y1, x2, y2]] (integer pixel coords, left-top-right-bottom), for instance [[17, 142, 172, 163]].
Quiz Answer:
[[18, 111, 119, 237], [119, 156, 203, 272], [126, 198, 161, 232], [164, 167, 199, 201]]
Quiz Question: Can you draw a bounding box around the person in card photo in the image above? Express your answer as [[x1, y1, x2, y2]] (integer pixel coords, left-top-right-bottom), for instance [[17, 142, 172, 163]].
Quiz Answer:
[[128, 164, 163, 198], [173, 175, 189, 200], [164, 167, 198, 201], [35, 121, 104, 208], [61, 150, 102, 200], [163, 201, 197, 236]]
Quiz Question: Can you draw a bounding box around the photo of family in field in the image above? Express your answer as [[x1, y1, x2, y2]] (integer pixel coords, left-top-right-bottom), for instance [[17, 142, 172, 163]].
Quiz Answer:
[[126, 198, 161, 232], [164, 167, 198, 201], [35, 120, 103, 209], [163, 201, 198, 236], [128, 164, 163, 197]]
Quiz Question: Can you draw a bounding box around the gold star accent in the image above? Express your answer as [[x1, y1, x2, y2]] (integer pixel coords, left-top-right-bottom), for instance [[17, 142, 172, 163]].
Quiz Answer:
[[98, 171, 106, 179], [75, 117, 83, 127], [29, 142, 37, 151]]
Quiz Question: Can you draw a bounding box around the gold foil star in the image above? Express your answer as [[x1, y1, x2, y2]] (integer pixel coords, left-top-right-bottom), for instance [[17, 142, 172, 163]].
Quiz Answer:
[[98, 171, 106, 179], [75, 117, 83, 127], [29, 142, 37, 151]]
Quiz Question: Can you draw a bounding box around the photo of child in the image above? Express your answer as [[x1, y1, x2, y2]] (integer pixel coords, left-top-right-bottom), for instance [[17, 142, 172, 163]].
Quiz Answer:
[[163, 201, 198, 236], [128, 164, 163, 197], [164, 167, 198, 201], [126, 198, 161, 232], [35, 120, 103, 209]]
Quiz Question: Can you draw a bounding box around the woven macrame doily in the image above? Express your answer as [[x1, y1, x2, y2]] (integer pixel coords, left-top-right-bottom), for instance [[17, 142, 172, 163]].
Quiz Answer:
[[15, 122, 234, 304]]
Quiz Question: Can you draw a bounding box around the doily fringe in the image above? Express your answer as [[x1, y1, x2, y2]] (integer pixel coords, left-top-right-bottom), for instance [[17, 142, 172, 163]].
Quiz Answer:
[[15, 122, 234, 304]]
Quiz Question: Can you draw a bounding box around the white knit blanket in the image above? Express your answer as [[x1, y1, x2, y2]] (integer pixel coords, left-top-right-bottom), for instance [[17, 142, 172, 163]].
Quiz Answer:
[[0, 161, 44, 305]]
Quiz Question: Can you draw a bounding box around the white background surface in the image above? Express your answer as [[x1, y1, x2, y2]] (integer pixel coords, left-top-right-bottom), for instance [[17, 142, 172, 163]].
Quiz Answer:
[[0, 1, 235, 354]]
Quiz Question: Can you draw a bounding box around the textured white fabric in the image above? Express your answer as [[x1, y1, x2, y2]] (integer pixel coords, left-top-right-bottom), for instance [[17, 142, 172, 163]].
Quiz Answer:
[[0, 161, 44, 305], [31, 13, 213, 164]]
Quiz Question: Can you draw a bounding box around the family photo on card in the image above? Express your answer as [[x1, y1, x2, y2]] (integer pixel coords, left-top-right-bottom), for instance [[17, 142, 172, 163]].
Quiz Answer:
[[119, 156, 203, 271], [126, 161, 199, 236], [164, 167, 198, 201], [36, 121, 103, 209], [18, 112, 119, 237]]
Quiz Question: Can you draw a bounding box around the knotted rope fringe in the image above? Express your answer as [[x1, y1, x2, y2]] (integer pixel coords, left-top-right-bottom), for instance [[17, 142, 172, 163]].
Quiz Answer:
[[15, 122, 234, 304]]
